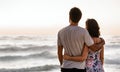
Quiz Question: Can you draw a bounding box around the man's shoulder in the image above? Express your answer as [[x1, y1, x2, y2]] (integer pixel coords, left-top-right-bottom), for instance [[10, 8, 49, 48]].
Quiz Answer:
[[77, 26, 87, 32], [58, 26, 88, 34], [78, 26, 85, 29], [58, 26, 69, 34]]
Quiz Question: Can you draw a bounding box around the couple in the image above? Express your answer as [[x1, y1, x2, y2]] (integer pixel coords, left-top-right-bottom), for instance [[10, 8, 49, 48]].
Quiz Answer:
[[57, 7, 105, 72]]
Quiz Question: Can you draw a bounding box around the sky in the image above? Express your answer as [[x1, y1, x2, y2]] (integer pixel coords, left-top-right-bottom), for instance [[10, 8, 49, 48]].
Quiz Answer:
[[0, 0, 120, 35]]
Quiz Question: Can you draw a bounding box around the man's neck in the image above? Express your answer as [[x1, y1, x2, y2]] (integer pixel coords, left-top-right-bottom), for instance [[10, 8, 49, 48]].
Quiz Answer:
[[70, 23, 78, 26]]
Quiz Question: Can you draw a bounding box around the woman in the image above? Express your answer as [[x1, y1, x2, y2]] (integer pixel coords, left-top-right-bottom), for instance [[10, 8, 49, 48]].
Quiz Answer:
[[64, 19, 104, 72]]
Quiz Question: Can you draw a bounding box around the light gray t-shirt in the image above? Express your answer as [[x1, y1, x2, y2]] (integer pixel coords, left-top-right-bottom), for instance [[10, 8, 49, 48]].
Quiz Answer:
[[57, 25, 94, 69]]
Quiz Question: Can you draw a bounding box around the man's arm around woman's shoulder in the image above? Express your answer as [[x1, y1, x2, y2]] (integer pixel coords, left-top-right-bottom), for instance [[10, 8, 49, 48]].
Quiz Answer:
[[88, 38, 105, 52]]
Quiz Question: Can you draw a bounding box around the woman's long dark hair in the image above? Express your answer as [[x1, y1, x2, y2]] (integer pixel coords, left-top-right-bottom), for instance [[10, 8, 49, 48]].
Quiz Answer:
[[86, 19, 100, 37]]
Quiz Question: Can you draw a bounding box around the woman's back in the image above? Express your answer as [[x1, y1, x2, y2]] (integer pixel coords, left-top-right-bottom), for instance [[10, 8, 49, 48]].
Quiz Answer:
[[86, 37, 104, 72]]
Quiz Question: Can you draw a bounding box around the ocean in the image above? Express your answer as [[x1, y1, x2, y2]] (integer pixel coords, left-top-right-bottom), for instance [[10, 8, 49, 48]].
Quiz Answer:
[[0, 35, 119, 72]]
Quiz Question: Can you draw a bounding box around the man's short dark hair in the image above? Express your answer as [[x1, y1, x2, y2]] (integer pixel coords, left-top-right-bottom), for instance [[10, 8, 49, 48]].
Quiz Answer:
[[69, 7, 82, 23]]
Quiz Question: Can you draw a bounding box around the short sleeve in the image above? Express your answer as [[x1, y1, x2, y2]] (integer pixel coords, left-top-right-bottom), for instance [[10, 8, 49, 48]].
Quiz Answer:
[[84, 29, 94, 46], [57, 32, 63, 46]]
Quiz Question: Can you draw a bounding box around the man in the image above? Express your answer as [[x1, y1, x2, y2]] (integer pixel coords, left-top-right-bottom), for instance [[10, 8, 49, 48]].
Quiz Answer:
[[57, 7, 104, 72]]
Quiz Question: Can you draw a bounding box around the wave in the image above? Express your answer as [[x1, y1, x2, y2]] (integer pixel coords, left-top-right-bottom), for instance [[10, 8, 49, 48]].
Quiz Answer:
[[0, 35, 55, 41], [0, 51, 57, 61], [0, 65, 59, 72], [105, 44, 120, 49], [111, 36, 120, 38], [0, 45, 56, 52], [105, 58, 120, 65], [110, 41, 120, 44]]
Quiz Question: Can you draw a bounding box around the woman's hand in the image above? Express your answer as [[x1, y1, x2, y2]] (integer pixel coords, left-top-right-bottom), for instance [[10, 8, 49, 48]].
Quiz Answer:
[[63, 54, 71, 60]]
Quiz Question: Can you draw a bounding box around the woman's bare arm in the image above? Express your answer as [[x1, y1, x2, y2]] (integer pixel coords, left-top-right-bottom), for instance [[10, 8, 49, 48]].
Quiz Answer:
[[63, 45, 88, 62], [100, 46, 104, 65]]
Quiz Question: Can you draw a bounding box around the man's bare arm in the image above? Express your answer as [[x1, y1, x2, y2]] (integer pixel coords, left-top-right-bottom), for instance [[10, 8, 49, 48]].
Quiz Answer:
[[89, 38, 105, 52], [57, 45, 63, 65], [63, 45, 88, 62]]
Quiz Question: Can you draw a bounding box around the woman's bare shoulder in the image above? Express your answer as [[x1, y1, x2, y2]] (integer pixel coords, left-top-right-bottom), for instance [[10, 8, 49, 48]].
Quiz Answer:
[[92, 37, 101, 44]]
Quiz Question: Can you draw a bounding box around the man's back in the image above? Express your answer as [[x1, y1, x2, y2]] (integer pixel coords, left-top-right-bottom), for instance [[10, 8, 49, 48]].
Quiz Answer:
[[58, 25, 85, 56], [58, 25, 93, 69]]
